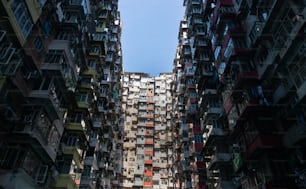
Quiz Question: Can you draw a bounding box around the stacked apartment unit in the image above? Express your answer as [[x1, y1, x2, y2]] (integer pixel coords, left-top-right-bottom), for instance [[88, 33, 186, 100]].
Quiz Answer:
[[0, 0, 123, 189], [122, 72, 174, 189], [172, 0, 306, 188], [171, 0, 208, 188]]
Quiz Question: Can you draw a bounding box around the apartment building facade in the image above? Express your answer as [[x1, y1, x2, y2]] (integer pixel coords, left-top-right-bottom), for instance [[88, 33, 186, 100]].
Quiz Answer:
[[172, 0, 306, 188], [0, 0, 123, 189], [122, 72, 174, 189]]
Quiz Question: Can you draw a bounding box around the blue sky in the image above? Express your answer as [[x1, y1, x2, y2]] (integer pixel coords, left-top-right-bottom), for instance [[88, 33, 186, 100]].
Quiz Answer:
[[119, 0, 185, 76]]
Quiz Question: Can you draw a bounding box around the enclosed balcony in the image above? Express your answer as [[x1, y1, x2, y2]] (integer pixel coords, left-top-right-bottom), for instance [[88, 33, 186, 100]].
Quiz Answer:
[[12, 109, 63, 162], [97, 98, 107, 113], [89, 135, 98, 148], [83, 59, 100, 76], [144, 150, 153, 156], [145, 121, 154, 127], [0, 40, 16, 65], [76, 92, 92, 109], [62, 145, 84, 169], [200, 97, 224, 120], [191, 0, 201, 4], [80, 176, 96, 189], [41, 49, 77, 91], [204, 121, 228, 148], [194, 36, 210, 48], [64, 113, 88, 134], [230, 60, 259, 88], [89, 45, 102, 57], [52, 174, 78, 189], [63, 12, 79, 25], [29, 77, 65, 119], [98, 9, 108, 19], [211, 0, 236, 26], [191, 16, 204, 25], [0, 49, 22, 76], [0, 145, 49, 186]]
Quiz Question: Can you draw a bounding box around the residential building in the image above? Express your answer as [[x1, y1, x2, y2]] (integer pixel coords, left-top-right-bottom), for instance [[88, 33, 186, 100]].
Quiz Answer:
[[122, 72, 174, 189], [0, 0, 123, 189], [172, 0, 306, 188]]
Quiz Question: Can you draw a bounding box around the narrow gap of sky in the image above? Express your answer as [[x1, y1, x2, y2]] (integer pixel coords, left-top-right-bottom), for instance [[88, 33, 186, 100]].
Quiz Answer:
[[119, 0, 185, 76]]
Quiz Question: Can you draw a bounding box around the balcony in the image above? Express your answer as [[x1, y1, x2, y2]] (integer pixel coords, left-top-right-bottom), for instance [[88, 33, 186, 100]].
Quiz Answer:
[[105, 54, 113, 62], [0, 41, 15, 65], [84, 156, 94, 166], [146, 122, 154, 127], [63, 12, 79, 25], [205, 106, 223, 118], [12, 110, 63, 162], [89, 136, 98, 147], [63, 146, 83, 169], [145, 139, 154, 145], [249, 21, 265, 45], [51, 174, 78, 189], [134, 178, 143, 186], [136, 138, 145, 145], [78, 78, 94, 90], [80, 176, 95, 189], [143, 181, 153, 188], [143, 169, 153, 177], [207, 152, 231, 170], [76, 93, 91, 109], [29, 79, 64, 119], [98, 10, 108, 19], [192, 16, 204, 25], [144, 160, 153, 165], [202, 89, 218, 97], [204, 127, 228, 147], [144, 150, 153, 156], [65, 121, 87, 135], [92, 116, 102, 129], [194, 37, 210, 48], [190, 0, 201, 5]]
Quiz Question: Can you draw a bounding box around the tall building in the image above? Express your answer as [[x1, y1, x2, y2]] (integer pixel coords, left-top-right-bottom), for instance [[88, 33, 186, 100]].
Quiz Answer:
[[172, 0, 306, 188], [0, 0, 123, 189], [1, 0, 305, 189], [122, 72, 174, 189]]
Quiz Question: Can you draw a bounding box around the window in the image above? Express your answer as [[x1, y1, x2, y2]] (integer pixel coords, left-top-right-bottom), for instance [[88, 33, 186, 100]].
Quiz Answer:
[[194, 134, 202, 143], [0, 145, 25, 169], [33, 37, 45, 53], [10, 0, 33, 38], [224, 38, 233, 58], [82, 165, 91, 177], [76, 93, 89, 102], [45, 50, 65, 64], [42, 21, 52, 38]]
